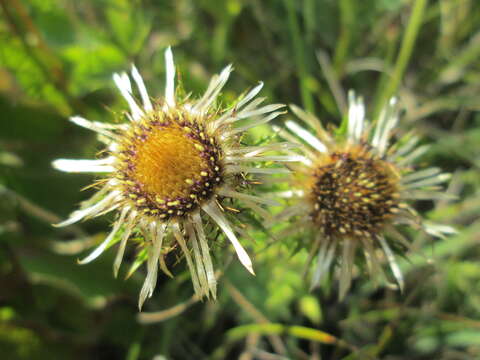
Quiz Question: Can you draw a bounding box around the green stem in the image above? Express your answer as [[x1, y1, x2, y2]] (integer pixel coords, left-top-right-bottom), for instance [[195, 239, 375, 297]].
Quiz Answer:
[[334, 0, 355, 75], [284, 0, 315, 113], [303, 0, 315, 45], [374, 0, 428, 120]]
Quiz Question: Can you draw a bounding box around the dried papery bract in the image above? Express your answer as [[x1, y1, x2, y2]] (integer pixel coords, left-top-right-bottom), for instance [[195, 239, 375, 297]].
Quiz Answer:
[[53, 47, 296, 309], [274, 93, 455, 299]]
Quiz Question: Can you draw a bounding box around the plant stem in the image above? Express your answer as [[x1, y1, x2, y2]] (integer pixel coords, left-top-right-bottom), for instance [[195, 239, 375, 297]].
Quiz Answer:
[[374, 0, 428, 120], [284, 0, 315, 113]]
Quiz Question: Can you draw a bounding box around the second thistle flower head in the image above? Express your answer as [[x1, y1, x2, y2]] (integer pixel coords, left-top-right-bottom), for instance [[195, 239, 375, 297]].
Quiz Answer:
[[53, 48, 293, 309], [275, 92, 454, 299]]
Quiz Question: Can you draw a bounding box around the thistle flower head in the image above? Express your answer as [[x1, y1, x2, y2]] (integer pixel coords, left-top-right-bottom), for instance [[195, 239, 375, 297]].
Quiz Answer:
[[53, 48, 292, 309], [114, 107, 224, 220], [307, 143, 401, 239], [275, 91, 455, 299]]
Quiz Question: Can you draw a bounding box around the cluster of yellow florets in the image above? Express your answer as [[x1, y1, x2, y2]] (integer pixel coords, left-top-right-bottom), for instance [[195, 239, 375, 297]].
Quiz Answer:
[[114, 108, 224, 220]]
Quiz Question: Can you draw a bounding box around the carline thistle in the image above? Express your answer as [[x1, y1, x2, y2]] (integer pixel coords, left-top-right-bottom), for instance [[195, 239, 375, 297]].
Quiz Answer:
[[273, 92, 455, 299], [53, 48, 298, 309]]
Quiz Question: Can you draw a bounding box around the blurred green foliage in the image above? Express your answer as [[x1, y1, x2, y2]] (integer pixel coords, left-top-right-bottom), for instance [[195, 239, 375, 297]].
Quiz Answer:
[[1, 0, 479, 359]]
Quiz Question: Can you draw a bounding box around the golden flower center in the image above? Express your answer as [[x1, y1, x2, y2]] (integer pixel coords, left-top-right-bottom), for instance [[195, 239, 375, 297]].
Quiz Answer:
[[309, 149, 400, 238], [116, 111, 223, 219], [132, 124, 209, 200]]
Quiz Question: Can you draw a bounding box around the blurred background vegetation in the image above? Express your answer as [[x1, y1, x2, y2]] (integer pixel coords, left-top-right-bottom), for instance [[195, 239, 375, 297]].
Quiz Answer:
[[1, 0, 479, 359]]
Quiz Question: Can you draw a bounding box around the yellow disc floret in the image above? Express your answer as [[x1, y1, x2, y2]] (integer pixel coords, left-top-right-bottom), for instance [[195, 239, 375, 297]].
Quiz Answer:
[[115, 110, 223, 219], [132, 124, 210, 199]]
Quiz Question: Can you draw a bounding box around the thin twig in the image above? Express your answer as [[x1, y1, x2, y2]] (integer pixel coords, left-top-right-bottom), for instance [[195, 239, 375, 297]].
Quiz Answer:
[[1, 186, 86, 238], [225, 279, 288, 356], [137, 293, 200, 324]]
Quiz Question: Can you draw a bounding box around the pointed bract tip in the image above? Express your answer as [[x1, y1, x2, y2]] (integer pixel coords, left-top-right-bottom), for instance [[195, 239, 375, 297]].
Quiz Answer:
[[221, 64, 234, 75], [69, 116, 87, 126], [112, 72, 121, 82], [245, 264, 255, 276], [51, 159, 63, 170], [131, 63, 140, 76], [53, 217, 76, 228], [164, 46, 173, 60]]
